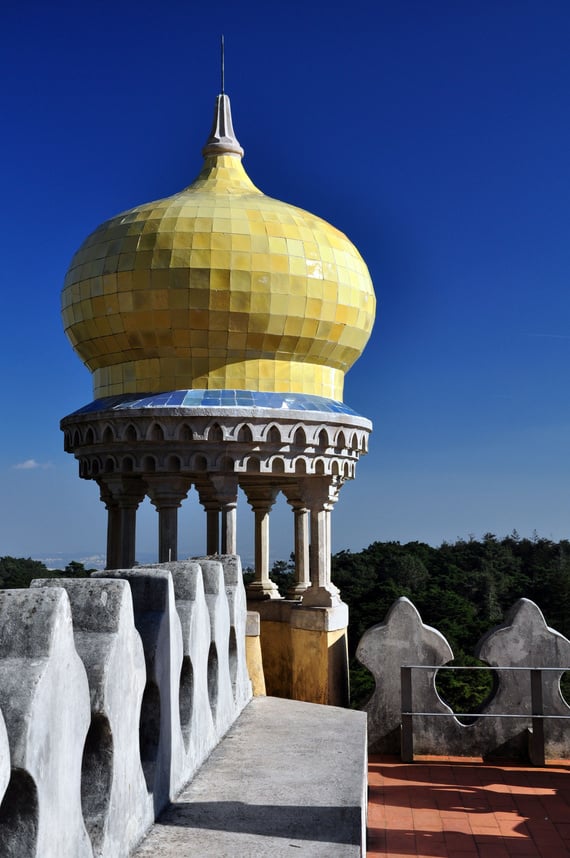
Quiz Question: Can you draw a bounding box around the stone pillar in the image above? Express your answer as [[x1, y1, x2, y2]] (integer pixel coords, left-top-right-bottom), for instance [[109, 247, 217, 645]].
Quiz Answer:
[[100, 487, 121, 571], [242, 482, 281, 600], [146, 476, 191, 563], [206, 507, 220, 555], [283, 488, 311, 599], [97, 476, 146, 569], [298, 476, 343, 608], [196, 481, 221, 555], [210, 475, 239, 556]]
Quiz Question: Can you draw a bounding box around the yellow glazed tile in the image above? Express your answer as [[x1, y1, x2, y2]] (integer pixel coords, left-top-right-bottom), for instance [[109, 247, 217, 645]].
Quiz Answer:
[[63, 126, 376, 400]]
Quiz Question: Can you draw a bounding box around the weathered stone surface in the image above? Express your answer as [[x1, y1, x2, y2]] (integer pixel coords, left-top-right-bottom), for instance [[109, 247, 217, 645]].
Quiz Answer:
[[0, 710, 9, 809], [0, 588, 93, 857], [476, 598, 570, 758], [199, 560, 235, 736], [92, 568, 185, 813], [356, 597, 453, 753], [133, 697, 367, 857], [167, 561, 216, 779], [213, 555, 252, 709], [31, 577, 153, 857]]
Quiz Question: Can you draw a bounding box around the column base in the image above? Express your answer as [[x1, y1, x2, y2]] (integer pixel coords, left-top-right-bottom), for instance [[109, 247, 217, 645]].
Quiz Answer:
[[287, 582, 311, 600], [246, 580, 283, 601], [301, 582, 342, 608]]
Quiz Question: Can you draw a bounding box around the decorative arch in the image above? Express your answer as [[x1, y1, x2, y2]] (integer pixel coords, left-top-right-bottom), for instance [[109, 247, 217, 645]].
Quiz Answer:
[[192, 454, 208, 472], [294, 458, 307, 475], [266, 425, 281, 445], [167, 455, 182, 472], [208, 423, 223, 443], [218, 455, 235, 472], [237, 424, 253, 443], [317, 428, 329, 450], [245, 457, 260, 473], [143, 455, 156, 473], [125, 424, 138, 443], [102, 425, 115, 444], [179, 423, 193, 441], [271, 457, 285, 474], [85, 426, 95, 445], [293, 426, 306, 446], [149, 423, 165, 442], [122, 456, 134, 473]]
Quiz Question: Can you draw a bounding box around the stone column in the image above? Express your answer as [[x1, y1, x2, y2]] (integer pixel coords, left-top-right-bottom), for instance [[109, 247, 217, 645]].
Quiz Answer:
[[210, 476, 239, 555], [97, 476, 147, 570], [99, 486, 121, 571], [206, 507, 220, 555], [297, 476, 343, 608], [242, 482, 281, 600], [196, 480, 221, 555], [283, 487, 311, 598], [146, 476, 191, 563]]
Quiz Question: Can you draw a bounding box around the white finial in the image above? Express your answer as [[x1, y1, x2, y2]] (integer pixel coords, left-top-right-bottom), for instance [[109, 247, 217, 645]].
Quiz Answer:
[[202, 94, 244, 158]]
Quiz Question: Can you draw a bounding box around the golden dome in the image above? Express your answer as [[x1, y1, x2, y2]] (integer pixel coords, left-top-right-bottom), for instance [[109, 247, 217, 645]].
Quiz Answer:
[[62, 95, 376, 402]]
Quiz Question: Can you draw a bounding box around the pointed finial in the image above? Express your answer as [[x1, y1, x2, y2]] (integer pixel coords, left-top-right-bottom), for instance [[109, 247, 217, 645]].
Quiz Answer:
[[202, 37, 244, 158]]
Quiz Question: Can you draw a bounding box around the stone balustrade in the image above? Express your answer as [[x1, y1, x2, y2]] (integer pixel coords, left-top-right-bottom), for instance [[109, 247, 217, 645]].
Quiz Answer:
[[357, 596, 570, 760], [0, 556, 252, 858]]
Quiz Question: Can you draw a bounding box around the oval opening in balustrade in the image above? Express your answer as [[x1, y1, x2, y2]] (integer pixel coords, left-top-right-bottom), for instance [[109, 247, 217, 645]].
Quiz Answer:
[[0, 770, 39, 856], [207, 642, 219, 718], [139, 681, 161, 791], [81, 714, 113, 853], [435, 657, 497, 725], [559, 672, 570, 706], [179, 656, 194, 752], [229, 626, 238, 699]]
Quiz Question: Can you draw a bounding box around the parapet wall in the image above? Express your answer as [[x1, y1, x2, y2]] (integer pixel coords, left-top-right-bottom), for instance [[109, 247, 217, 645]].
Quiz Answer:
[[357, 596, 570, 760], [0, 556, 252, 858]]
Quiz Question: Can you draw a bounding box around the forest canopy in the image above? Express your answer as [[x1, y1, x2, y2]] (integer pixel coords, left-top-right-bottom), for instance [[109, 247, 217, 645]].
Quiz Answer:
[[261, 532, 570, 708], [0, 557, 92, 589]]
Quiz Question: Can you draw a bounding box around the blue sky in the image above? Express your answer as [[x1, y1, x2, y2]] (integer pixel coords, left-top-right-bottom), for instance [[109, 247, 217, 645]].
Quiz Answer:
[[2, 1, 570, 567]]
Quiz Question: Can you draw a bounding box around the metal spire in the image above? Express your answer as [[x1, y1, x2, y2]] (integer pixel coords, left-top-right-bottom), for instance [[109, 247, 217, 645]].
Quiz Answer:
[[202, 35, 244, 158]]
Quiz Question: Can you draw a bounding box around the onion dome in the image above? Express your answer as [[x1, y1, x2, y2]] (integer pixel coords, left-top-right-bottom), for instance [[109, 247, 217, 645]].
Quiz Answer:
[[62, 93, 376, 402]]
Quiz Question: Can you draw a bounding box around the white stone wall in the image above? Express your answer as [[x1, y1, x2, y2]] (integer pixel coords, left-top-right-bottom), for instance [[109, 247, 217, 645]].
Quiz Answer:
[[0, 556, 251, 858]]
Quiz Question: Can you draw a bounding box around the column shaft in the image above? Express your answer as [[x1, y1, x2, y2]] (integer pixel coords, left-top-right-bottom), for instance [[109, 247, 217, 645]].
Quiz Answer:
[[158, 506, 178, 563], [222, 504, 237, 554], [206, 508, 220, 555]]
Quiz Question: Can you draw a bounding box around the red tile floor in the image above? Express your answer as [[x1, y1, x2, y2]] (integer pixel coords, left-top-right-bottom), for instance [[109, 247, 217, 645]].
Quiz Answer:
[[368, 755, 570, 857]]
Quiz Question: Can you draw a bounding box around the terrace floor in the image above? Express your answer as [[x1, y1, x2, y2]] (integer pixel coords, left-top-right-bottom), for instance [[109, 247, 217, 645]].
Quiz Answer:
[[368, 755, 570, 858]]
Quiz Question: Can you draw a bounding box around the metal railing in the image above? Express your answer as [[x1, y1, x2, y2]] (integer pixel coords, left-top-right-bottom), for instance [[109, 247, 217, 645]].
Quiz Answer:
[[400, 664, 570, 765]]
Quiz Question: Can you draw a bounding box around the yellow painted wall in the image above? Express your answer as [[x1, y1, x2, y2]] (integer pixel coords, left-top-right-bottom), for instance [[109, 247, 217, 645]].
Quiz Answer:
[[291, 626, 349, 706], [245, 634, 266, 696], [259, 620, 293, 699]]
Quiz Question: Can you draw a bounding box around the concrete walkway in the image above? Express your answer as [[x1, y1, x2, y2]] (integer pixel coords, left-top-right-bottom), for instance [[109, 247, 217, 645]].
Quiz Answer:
[[134, 696, 367, 857], [368, 755, 570, 857]]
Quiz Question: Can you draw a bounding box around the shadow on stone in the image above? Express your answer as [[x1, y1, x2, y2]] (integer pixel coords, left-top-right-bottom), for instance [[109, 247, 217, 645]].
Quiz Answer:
[[0, 769, 39, 857], [156, 800, 361, 844]]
